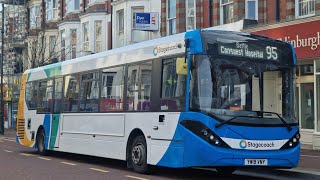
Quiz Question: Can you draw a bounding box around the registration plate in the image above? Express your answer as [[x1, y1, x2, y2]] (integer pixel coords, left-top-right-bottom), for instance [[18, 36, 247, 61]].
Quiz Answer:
[[245, 159, 268, 166]]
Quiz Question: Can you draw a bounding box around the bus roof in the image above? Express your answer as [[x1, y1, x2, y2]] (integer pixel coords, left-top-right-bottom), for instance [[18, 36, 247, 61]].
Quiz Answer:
[[26, 31, 186, 81]]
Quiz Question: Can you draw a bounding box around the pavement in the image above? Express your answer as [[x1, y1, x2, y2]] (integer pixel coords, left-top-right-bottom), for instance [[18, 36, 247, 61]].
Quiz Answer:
[[2, 128, 16, 138]]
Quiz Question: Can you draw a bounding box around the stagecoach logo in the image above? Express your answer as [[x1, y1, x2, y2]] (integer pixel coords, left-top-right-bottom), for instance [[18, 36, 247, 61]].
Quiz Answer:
[[239, 140, 247, 149], [153, 43, 182, 56]]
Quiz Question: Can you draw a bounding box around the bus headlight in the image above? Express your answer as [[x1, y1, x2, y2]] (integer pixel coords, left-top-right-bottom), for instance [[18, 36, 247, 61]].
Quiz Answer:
[[280, 131, 300, 149], [180, 120, 230, 148]]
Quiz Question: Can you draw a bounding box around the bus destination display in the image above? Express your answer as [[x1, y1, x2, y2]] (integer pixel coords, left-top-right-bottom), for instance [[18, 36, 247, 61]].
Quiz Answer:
[[218, 42, 279, 61]]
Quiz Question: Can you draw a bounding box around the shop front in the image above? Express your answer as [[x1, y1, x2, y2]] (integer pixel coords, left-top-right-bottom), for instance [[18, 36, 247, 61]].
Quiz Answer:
[[245, 16, 320, 150]]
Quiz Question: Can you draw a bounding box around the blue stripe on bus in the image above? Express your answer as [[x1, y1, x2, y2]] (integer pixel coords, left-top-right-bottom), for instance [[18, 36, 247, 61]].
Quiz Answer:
[[43, 114, 51, 150], [156, 112, 300, 168], [288, 42, 296, 65]]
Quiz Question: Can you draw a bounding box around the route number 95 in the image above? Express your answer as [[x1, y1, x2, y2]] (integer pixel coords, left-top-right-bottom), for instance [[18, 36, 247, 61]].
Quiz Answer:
[[266, 46, 278, 60]]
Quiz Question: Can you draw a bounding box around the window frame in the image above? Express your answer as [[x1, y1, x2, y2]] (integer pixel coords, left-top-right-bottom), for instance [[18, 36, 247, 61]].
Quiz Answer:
[[66, 0, 80, 14], [60, 29, 66, 61], [166, 0, 177, 35], [186, 0, 196, 31], [70, 29, 77, 59], [30, 5, 41, 28], [220, 0, 234, 25], [83, 22, 89, 52], [46, 0, 58, 21], [49, 35, 56, 57], [117, 9, 124, 34], [245, 0, 258, 20], [94, 21, 102, 53], [295, 0, 316, 19]]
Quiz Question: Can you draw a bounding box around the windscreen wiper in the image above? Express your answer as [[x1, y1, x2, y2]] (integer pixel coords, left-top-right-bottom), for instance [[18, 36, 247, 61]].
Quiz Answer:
[[215, 115, 260, 128], [253, 111, 292, 131], [215, 111, 292, 131]]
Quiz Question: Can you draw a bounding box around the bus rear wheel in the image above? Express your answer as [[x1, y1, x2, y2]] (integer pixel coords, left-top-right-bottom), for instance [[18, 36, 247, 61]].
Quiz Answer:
[[129, 135, 149, 174], [36, 129, 47, 155]]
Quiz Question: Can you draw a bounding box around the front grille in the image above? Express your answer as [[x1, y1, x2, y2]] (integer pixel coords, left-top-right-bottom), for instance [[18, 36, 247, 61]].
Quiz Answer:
[[17, 119, 25, 139]]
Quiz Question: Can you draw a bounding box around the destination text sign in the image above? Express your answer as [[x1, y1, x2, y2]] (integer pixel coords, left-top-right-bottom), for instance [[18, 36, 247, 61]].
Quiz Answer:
[[218, 42, 279, 61]]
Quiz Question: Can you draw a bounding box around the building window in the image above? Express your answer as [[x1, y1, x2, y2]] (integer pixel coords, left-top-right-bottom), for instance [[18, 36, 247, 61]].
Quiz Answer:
[[61, 30, 66, 61], [94, 21, 102, 53], [83, 22, 89, 52], [295, 0, 315, 18], [66, 0, 80, 13], [30, 6, 41, 28], [220, 0, 234, 25], [49, 36, 56, 57], [167, 0, 176, 35], [117, 10, 124, 33], [71, 29, 77, 59], [245, 0, 258, 20], [186, 0, 196, 31], [132, 7, 147, 43], [46, 0, 58, 21]]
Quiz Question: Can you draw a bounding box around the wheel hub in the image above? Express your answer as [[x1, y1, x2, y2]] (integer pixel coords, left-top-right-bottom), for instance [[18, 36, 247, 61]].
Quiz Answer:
[[132, 143, 143, 165]]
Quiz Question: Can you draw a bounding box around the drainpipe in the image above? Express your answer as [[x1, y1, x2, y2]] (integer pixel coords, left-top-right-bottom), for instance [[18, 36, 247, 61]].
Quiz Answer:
[[61, 0, 64, 20], [83, 0, 86, 13], [110, 1, 113, 49], [209, 0, 213, 27], [276, 0, 280, 21]]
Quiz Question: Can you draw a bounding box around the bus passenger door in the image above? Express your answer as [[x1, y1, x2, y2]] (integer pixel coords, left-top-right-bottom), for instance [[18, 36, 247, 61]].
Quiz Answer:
[[50, 78, 63, 149], [151, 57, 185, 140]]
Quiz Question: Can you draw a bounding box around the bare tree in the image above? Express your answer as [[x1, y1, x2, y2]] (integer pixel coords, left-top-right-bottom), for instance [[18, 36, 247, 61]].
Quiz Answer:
[[17, 4, 82, 69]]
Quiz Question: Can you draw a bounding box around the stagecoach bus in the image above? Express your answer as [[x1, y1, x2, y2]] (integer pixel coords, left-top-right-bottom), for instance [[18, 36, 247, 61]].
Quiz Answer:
[[17, 29, 300, 175]]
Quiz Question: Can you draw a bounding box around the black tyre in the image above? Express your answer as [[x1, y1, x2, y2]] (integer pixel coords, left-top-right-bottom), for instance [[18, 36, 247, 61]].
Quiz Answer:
[[216, 167, 236, 176], [36, 129, 47, 155], [129, 135, 149, 174]]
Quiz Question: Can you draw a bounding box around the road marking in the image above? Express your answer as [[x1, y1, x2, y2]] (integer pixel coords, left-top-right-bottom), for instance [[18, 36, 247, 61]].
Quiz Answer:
[[125, 175, 149, 180], [19, 153, 36, 157], [61, 162, 76, 166], [301, 154, 320, 159], [38, 157, 51, 161], [89, 168, 109, 173], [2, 138, 16, 142], [3, 150, 13, 153]]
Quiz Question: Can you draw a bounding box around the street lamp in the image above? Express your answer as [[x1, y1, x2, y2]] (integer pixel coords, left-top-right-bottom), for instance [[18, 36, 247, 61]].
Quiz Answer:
[[0, 2, 4, 135]]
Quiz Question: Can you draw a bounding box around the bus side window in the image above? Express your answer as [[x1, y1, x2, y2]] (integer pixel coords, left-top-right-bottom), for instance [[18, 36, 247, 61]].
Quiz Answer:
[[126, 61, 152, 111], [79, 72, 100, 112], [160, 57, 186, 111], [37, 80, 53, 113], [25, 82, 38, 109], [100, 66, 125, 112], [63, 74, 80, 112], [54, 78, 63, 113]]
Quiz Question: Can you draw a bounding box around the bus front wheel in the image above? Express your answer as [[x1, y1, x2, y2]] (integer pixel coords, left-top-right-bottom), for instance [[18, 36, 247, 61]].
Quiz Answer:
[[129, 135, 149, 174], [36, 129, 47, 155]]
